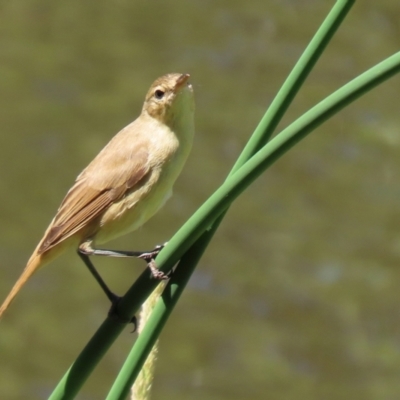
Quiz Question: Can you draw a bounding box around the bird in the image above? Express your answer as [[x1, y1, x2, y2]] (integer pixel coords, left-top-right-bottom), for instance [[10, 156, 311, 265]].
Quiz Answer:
[[0, 72, 195, 319]]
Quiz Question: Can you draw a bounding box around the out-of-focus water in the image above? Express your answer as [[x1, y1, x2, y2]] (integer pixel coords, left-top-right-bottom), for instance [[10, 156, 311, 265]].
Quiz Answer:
[[1, 1, 400, 399]]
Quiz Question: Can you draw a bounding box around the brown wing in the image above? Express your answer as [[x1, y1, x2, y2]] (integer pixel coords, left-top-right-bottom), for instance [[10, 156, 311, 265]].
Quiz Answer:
[[38, 138, 150, 254]]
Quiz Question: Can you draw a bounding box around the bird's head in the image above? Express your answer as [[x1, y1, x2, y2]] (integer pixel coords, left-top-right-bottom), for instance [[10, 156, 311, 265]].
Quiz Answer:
[[142, 73, 194, 128]]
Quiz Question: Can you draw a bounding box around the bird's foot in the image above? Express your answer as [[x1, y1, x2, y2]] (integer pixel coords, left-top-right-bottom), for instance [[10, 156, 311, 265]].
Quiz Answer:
[[137, 243, 171, 280], [107, 294, 137, 330]]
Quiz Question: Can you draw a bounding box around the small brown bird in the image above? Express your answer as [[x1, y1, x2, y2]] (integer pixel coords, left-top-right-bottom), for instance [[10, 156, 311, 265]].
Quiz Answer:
[[0, 73, 195, 318]]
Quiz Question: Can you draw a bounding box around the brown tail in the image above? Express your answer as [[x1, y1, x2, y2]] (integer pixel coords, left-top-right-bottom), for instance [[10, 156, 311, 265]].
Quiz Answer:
[[0, 252, 44, 319]]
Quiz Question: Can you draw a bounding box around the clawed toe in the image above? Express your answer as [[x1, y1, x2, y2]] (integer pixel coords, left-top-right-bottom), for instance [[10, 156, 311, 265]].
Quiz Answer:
[[147, 259, 172, 280]]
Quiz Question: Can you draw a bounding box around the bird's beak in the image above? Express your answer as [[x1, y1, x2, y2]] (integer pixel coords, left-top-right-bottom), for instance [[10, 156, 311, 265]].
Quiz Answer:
[[174, 74, 190, 91]]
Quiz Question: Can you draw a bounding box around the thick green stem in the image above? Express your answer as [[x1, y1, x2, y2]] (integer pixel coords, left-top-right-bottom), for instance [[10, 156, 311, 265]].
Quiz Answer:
[[49, 4, 400, 400], [105, 50, 400, 400]]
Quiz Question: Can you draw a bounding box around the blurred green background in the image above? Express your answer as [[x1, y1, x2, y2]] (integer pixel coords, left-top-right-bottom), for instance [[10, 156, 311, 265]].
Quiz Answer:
[[0, 1, 400, 399]]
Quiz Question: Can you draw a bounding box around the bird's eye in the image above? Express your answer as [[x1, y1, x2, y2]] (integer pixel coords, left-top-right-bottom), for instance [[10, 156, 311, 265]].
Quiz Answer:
[[154, 89, 165, 100]]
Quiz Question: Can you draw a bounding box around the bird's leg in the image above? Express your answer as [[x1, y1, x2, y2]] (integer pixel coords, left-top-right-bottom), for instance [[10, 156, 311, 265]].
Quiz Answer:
[[77, 251, 117, 302], [77, 250, 136, 326], [79, 242, 170, 280]]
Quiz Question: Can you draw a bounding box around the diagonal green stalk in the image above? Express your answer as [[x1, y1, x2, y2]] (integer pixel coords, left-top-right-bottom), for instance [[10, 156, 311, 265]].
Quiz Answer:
[[49, 5, 400, 400], [50, 52, 400, 400], [103, 50, 400, 399], [49, 4, 400, 400], [105, 1, 355, 398]]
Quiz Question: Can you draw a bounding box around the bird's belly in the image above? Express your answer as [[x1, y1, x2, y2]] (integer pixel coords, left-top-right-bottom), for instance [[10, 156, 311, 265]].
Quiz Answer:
[[93, 172, 173, 245], [92, 128, 191, 246]]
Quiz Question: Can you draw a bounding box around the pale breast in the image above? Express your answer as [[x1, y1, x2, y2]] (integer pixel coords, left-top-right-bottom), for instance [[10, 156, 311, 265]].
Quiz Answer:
[[93, 123, 192, 245]]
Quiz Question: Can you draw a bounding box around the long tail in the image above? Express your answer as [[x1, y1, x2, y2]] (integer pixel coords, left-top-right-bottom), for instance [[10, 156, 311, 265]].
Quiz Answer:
[[0, 251, 44, 319]]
